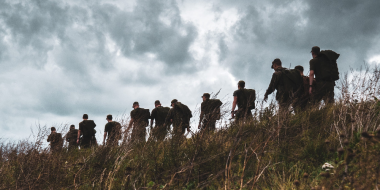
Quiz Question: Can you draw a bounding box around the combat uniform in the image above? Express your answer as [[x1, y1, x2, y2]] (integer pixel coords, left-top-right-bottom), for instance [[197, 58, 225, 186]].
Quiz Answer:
[[66, 129, 79, 150], [165, 103, 192, 136], [151, 106, 170, 141], [47, 133, 63, 153], [264, 67, 294, 113], [79, 120, 97, 148], [130, 108, 148, 143], [310, 54, 335, 104], [233, 89, 253, 121], [200, 99, 220, 131], [104, 121, 121, 146]]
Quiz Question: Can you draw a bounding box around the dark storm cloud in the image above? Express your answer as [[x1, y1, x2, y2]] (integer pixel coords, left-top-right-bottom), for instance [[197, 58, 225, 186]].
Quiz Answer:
[[0, 0, 199, 138], [214, 0, 380, 91], [92, 0, 198, 73]]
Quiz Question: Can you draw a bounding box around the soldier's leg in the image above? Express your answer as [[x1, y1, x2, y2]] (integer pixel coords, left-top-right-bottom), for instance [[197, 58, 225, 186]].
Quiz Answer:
[[323, 81, 335, 104]]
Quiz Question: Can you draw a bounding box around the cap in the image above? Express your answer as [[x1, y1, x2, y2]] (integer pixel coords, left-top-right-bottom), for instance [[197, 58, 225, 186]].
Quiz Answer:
[[294, 65, 304, 72], [311, 46, 320, 53], [171, 99, 178, 104], [201, 93, 210, 98], [154, 100, 161, 105], [83, 114, 88, 119], [107, 114, 112, 120], [271, 58, 282, 68]]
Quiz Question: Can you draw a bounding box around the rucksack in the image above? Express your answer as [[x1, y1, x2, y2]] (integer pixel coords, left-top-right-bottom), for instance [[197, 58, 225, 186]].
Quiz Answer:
[[204, 99, 223, 120], [112, 121, 122, 140], [143, 109, 150, 123], [319, 50, 340, 81], [155, 107, 170, 121], [244, 89, 256, 110], [281, 69, 303, 94], [239, 89, 256, 110], [175, 102, 193, 118], [82, 120, 96, 138], [133, 108, 150, 123]]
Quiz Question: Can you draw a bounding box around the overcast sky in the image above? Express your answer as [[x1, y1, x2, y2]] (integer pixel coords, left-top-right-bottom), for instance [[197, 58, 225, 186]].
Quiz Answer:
[[1, 0, 380, 142]]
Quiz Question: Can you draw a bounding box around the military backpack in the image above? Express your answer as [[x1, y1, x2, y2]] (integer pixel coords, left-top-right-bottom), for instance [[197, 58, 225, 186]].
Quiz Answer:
[[175, 102, 193, 118], [111, 121, 122, 140], [203, 99, 223, 120], [155, 107, 170, 121], [82, 120, 96, 138], [281, 69, 303, 94], [319, 50, 340, 81]]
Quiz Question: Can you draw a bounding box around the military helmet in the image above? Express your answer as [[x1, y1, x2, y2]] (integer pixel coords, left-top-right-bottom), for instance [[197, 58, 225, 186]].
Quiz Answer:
[[132, 101, 139, 108], [107, 114, 112, 120], [155, 100, 161, 105], [171, 99, 178, 104]]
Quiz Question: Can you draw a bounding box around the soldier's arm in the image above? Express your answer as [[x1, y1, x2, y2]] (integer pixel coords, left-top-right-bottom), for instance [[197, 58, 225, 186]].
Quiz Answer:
[[47, 135, 51, 142], [198, 111, 204, 129], [77, 130, 81, 144], [309, 70, 315, 94], [103, 132, 107, 145], [231, 96, 238, 118], [126, 118, 134, 133], [264, 73, 279, 99]]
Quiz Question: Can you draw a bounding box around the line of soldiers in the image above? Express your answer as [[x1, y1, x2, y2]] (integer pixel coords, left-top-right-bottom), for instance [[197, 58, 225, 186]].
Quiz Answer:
[[47, 46, 339, 151]]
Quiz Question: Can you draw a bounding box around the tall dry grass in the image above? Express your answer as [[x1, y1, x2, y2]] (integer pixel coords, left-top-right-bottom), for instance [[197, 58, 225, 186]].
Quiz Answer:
[[1, 65, 380, 189]]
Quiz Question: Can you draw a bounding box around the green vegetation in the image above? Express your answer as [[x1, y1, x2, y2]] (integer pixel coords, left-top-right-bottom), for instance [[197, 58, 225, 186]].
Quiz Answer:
[[1, 67, 380, 189]]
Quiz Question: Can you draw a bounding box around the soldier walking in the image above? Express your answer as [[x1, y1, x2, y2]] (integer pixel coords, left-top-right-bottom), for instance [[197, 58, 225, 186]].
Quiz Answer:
[[309, 46, 339, 104], [231, 80, 254, 121], [150, 100, 170, 141], [198, 93, 222, 132], [47, 127, 63, 153], [264, 59, 303, 113], [66, 125, 78, 150], [165, 99, 192, 138], [127, 102, 149, 143], [77, 114, 97, 149], [103, 114, 122, 146]]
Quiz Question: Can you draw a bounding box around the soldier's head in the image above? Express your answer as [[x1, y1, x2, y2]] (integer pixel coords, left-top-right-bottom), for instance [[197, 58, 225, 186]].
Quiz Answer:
[[311, 46, 320, 58], [70, 125, 75, 130], [83, 114, 88, 120], [106, 114, 113, 121], [295, 65, 304, 76], [51, 127, 56, 133], [133, 102, 139, 109], [155, 100, 161, 108], [238, 80, 245, 89], [171, 99, 178, 107], [202, 93, 210, 101], [271, 58, 282, 70]]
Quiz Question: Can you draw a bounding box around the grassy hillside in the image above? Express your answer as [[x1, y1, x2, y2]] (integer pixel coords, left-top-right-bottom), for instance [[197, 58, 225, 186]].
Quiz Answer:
[[1, 67, 380, 189]]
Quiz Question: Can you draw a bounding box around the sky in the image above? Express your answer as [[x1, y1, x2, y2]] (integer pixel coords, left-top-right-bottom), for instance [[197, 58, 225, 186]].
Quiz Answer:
[[1, 0, 380, 142]]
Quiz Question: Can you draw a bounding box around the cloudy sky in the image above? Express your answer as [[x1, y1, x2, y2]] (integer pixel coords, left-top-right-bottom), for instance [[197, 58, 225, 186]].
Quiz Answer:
[[1, 0, 380, 142]]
